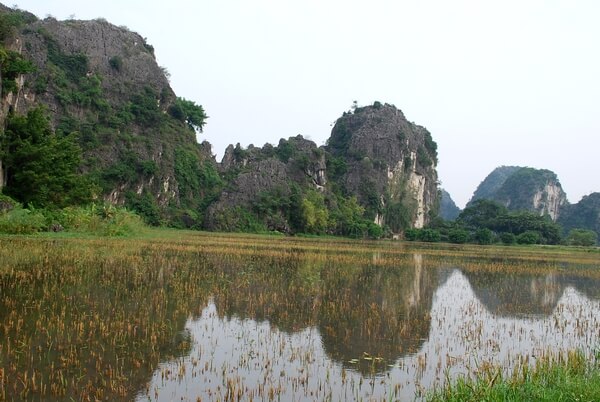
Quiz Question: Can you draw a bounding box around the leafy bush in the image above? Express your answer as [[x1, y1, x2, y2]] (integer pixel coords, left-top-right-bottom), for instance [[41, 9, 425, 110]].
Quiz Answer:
[[2, 107, 93, 208], [0, 194, 19, 213], [517, 230, 540, 245], [566, 229, 597, 246], [125, 191, 162, 226], [300, 190, 328, 234], [42, 30, 89, 82], [404, 228, 420, 241], [129, 87, 162, 126], [56, 205, 146, 236], [448, 228, 469, 244], [474, 228, 494, 245], [0, 207, 46, 234], [168, 97, 207, 132], [500, 232, 517, 245], [420, 228, 441, 242], [109, 55, 123, 72], [0, 49, 35, 96]]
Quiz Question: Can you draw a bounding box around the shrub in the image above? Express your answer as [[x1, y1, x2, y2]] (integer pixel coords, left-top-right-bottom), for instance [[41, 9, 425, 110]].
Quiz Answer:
[[404, 228, 420, 241], [500, 232, 517, 245], [109, 56, 123, 72], [566, 229, 597, 246], [517, 230, 540, 245], [448, 228, 469, 244], [58, 205, 146, 236], [0, 207, 46, 234], [0, 194, 19, 213], [474, 228, 494, 245], [420, 228, 441, 242]]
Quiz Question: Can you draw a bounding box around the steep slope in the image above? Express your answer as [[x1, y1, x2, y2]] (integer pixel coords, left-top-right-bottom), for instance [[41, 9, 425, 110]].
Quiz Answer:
[[206, 103, 440, 236], [468, 166, 520, 205], [468, 166, 567, 221], [558, 193, 600, 241], [1, 5, 440, 236], [327, 102, 439, 229], [0, 6, 216, 226], [439, 189, 461, 221], [205, 136, 327, 233]]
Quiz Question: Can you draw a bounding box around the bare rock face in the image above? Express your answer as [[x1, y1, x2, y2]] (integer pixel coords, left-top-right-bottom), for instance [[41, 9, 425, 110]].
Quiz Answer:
[[17, 17, 173, 116], [327, 103, 439, 230]]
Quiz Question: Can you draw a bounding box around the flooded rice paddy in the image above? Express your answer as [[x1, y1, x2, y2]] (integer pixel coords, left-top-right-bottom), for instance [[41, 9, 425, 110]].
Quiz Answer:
[[0, 233, 599, 401]]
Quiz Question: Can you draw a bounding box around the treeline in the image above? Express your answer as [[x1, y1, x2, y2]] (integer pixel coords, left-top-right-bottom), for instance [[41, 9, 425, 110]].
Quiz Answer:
[[406, 199, 598, 246]]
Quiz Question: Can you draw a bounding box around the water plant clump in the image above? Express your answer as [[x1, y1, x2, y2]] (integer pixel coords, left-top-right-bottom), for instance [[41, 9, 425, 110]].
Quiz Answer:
[[0, 232, 599, 400]]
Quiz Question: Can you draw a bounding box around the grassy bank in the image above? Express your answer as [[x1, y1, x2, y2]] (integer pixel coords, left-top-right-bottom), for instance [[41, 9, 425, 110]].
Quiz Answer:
[[427, 351, 600, 402]]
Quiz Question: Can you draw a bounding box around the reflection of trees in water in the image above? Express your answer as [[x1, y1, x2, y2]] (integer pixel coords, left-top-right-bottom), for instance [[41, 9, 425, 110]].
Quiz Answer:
[[208, 251, 600, 376], [318, 253, 438, 374], [464, 270, 600, 317], [211, 252, 439, 375], [211, 254, 324, 332]]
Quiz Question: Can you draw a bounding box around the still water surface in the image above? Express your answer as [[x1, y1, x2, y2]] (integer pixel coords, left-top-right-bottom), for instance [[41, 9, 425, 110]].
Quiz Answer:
[[1, 237, 599, 401], [138, 256, 600, 401]]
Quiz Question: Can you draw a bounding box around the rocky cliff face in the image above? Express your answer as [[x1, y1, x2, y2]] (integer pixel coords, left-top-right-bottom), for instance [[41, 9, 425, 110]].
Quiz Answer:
[[206, 136, 327, 232], [327, 103, 439, 229], [0, 6, 216, 225], [207, 104, 440, 235], [1, 5, 439, 235], [469, 166, 567, 221]]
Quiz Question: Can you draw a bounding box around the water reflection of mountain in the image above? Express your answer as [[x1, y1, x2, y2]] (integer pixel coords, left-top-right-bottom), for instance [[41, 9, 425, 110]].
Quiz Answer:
[[317, 253, 438, 374], [208, 251, 600, 376], [464, 270, 600, 317], [212, 253, 439, 375]]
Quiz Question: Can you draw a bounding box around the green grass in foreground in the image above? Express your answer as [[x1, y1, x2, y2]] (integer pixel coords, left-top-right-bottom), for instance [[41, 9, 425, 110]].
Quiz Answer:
[[427, 351, 600, 402]]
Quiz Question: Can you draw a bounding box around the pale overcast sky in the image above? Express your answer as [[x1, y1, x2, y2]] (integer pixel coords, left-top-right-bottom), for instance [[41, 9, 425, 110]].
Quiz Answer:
[[12, 0, 600, 207]]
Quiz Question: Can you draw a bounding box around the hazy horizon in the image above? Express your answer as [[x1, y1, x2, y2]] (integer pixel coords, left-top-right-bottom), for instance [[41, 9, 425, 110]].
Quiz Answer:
[[12, 0, 600, 208]]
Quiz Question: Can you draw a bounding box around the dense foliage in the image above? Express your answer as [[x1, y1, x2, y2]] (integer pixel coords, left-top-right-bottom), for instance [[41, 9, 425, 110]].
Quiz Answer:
[[558, 193, 600, 242], [406, 199, 589, 246], [1, 107, 93, 207]]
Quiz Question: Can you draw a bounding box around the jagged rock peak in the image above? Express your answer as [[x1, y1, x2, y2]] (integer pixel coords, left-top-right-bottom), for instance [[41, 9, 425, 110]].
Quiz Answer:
[[327, 102, 439, 229]]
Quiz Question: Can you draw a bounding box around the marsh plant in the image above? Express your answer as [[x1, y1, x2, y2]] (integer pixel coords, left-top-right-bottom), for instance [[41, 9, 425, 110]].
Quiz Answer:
[[0, 232, 599, 400]]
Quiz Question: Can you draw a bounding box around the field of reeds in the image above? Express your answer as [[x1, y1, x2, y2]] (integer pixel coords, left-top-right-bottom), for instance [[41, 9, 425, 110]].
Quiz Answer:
[[0, 230, 598, 401]]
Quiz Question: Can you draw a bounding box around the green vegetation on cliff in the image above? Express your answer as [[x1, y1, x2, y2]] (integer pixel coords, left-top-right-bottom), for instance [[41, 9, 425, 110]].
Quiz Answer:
[[411, 199, 564, 245]]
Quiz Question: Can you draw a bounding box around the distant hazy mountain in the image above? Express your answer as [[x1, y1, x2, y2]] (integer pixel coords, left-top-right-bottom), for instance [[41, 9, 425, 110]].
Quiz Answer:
[[439, 189, 461, 221]]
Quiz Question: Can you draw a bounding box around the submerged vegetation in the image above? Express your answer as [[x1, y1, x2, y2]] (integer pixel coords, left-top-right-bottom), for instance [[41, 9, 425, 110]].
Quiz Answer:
[[0, 232, 599, 400]]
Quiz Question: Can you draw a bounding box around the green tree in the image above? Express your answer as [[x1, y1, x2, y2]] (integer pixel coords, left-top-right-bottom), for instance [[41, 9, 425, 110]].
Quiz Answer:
[[474, 228, 494, 245], [0, 48, 35, 95], [420, 228, 441, 242], [500, 232, 517, 245], [448, 228, 469, 244], [168, 97, 207, 132], [458, 199, 507, 230], [1, 108, 92, 207], [301, 190, 328, 234], [566, 229, 597, 246], [517, 231, 540, 245]]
